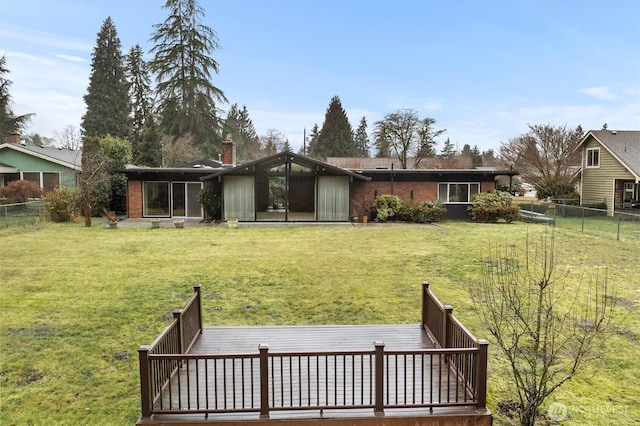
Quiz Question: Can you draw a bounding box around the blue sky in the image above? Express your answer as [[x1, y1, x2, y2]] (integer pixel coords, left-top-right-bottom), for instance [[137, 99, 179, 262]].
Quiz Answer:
[[1, 0, 639, 153]]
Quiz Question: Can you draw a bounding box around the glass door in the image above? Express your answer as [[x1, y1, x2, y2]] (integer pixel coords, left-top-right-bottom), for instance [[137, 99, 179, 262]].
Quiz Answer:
[[172, 182, 203, 218]]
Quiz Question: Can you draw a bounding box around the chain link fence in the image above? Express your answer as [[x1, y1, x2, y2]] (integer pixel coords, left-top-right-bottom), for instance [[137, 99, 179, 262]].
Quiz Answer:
[[1, 201, 45, 228], [518, 201, 640, 242]]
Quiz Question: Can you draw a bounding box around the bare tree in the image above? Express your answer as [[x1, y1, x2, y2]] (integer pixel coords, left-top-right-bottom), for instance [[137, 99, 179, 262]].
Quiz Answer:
[[161, 133, 204, 167], [54, 125, 82, 150], [374, 109, 445, 169], [472, 232, 616, 426], [499, 124, 583, 198]]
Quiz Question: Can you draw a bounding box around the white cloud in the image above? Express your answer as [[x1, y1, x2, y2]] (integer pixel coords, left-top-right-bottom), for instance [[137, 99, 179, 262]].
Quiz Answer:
[[580, 86, 616, 100], [54, 53, 85, 63]]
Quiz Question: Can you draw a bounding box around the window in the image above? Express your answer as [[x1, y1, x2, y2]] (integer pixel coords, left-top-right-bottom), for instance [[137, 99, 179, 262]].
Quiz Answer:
[[438, 183, 480, 203], [586, 148, 600, 167], [143, 182, 170, 217]]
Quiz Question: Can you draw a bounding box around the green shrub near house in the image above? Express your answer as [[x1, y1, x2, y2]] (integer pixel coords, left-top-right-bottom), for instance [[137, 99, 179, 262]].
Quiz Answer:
[[468, 191, 520, 223], [397, 199, 447, 223], [373, 195, 447, 223]]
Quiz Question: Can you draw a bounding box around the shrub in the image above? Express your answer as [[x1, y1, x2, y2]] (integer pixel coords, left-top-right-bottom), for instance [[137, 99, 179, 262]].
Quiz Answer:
[[198, 185, 221, 220], [397, 199, 447, 223], [372, 194, 402, 222], [44, 188, 81, 222], [468, 191, 520, 223], [534, 178, 575, 200], [0, 180, 43, 203]]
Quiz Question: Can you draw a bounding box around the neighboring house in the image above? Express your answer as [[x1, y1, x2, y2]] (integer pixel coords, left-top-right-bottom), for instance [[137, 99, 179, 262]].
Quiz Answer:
[[0, 134, 81, 191], [122, 140, 518, 221], [576, 130, 640, 214]]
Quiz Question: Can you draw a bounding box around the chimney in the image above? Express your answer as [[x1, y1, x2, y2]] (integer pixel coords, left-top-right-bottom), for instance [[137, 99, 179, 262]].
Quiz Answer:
[[221, 139, 236, 166], [9, 132, 21, 144]]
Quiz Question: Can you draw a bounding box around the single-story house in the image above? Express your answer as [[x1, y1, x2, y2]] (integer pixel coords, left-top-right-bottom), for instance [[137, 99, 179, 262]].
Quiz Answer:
[[121, 140, 518, 221], [575, 130, 640, 214], [0, 133, 81, 191]]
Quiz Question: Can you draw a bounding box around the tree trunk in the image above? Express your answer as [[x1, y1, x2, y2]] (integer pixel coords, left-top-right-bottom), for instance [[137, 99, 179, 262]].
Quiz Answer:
[[83, 203, 92, 227]]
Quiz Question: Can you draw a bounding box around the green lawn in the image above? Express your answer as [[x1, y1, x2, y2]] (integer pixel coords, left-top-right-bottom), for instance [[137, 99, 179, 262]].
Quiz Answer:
[[1, 221, 638, 425]]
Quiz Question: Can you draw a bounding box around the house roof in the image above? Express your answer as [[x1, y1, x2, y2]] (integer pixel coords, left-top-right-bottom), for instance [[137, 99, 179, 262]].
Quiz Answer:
[[578, 130, 640, 179], [201, 151, 371, 181], [120, 158, 224, 175], [0, 143, 82, 170]]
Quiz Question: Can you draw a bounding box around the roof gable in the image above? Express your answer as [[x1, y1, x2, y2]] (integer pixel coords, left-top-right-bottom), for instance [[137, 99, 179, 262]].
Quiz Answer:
[[202, 151, 371, 181], [579, 130, 640, 178]]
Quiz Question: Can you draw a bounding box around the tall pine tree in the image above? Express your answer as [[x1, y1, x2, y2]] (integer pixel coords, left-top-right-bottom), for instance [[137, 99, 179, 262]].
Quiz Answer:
[[149, 0, 227, 157], [0, 56, 34, 141], [126, 44, 155, 164], [310, 96, 355, 160], [81, 17, 131, 139], [354, 116, 370, 157]]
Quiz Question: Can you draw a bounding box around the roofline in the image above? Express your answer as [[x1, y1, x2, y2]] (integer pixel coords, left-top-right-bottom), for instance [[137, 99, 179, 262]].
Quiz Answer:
[[577, 131, 640, 180], [201, 151, 371, 181], [0, 143, 82, 171], [350, 168, 519, 176], [118, 166, 224, 174]]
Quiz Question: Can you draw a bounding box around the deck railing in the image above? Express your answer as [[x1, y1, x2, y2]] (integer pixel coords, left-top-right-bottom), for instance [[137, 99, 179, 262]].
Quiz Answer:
[[138, 282, 488, 419], [138, 285, 203, 418], [421, 281, 488, 409]]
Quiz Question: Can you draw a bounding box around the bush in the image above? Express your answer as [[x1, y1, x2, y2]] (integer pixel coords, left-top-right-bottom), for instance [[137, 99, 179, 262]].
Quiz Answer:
[[0, 180, 43, 203], [44, 188, 81, 222], [198, 185, 221, 220], [372, 194, 402, 222], [534, 178, 575, 200], [468, 191, 520, 223], [397, 199, 447, 223]]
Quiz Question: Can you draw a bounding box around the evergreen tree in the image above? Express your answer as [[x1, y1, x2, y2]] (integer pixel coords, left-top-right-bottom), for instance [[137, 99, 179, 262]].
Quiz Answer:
[[136, 112, 163, 166], [354, 116, 370, 157], [223, 103, 257, 161], [310, 96, 356, 160], [470, 145, 483, 168], [439, 138, 456, 158], [0, 55, 34, 142], [81, 17, 131, 139], [126, 44, 154, 162], [149, 0, 227, 157], [305, 124, 320, 157]]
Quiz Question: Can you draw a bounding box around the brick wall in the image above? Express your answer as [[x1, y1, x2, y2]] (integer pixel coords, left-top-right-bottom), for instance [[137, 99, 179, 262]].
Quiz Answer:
[[128, 180, 143, 218], [351, 181, 438, 218], [351, 180, 498, 220]]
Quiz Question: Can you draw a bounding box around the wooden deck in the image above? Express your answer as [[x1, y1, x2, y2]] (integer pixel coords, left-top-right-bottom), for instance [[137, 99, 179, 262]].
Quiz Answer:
[[153, 325, 472, 419], [137, 284, 491, 425]]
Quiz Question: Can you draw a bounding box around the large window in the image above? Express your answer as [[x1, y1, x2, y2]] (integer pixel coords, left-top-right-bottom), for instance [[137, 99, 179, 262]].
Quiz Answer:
[[143, 182, 170, 217], [438, 183, 480, 203], [586, 148, 600, 167]]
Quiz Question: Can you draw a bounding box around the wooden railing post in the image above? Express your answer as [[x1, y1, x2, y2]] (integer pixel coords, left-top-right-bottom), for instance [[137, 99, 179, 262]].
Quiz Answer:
[[443, 305, 454, 349], [138, 345, 152, 419], [374, 341, 385, 416], [173, 309, 184, 355], [193, 284, 203, 335], [259, 344, 270, 418], [421, 281, 430, 329], [475, 339, 489, 410]]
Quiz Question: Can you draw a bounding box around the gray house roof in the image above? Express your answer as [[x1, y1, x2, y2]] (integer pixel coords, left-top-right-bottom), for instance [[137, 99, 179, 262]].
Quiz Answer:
[[0, 143, 82, 170], [579, 130, 640, 178]]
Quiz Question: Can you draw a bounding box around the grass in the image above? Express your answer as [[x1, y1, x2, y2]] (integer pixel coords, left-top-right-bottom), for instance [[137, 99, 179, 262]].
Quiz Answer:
[[0, 221, 639, 425]]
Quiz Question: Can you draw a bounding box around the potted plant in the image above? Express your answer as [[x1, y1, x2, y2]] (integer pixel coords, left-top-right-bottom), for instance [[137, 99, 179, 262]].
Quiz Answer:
[[105, 210, 118, 229]]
